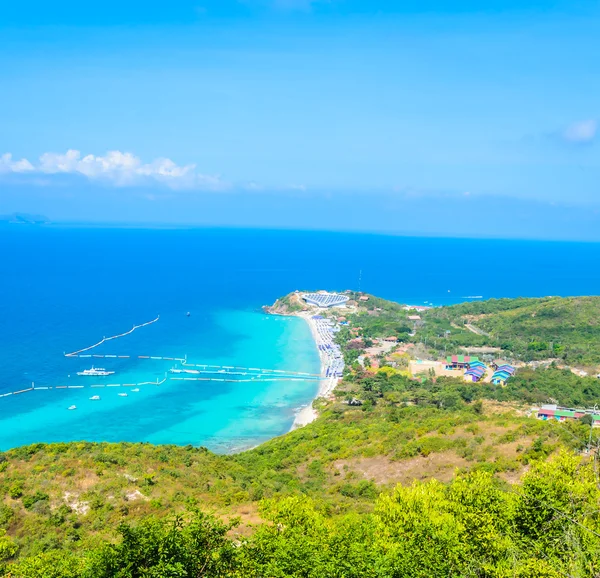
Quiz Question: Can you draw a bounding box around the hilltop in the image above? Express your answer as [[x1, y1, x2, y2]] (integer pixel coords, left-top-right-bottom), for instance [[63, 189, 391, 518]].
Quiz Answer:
[[419, 296, 600, 368]]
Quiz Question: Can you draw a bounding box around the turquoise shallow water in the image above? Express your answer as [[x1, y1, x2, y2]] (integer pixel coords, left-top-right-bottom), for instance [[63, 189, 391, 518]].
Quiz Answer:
[[2, 226, 600, 452], [0, 308, 319, 452]]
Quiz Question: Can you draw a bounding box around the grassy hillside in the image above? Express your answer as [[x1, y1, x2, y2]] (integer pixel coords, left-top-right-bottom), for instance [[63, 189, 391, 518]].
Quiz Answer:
[[420, 296, 600, 365], [0, 393, 595, 571], [3, 292, 600, 576], [329, 293, 600, 366], [4, 452, 600, 577]]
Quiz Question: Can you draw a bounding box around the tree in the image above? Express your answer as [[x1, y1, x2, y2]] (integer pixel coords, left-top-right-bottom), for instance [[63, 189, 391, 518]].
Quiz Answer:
[[85, 510, 240, 578], [0, 529, 17, 562]]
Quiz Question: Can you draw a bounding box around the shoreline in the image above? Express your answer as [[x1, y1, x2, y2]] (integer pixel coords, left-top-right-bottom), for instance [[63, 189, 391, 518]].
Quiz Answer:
[[291, 311, 341, 429]]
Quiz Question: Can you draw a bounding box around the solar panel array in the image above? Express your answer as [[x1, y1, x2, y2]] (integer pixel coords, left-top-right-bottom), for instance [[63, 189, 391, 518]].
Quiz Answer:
[[303, 293, 349, 308]]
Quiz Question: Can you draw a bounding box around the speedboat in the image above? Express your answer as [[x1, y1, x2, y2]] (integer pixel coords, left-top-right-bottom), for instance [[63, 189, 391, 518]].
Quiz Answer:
[[131, 388, 140, 392], [89, 395, 100, 401], [118, 393, 128, 397], [68, 405, 77, 410], [77, 367, 115, 377]]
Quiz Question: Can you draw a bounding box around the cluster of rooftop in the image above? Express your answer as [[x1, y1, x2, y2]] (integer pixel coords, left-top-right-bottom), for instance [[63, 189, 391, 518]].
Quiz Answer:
[[445, 356, 517, 385], [445, 355, 479, 370], [537, 404, 600, 427], [465, 360, 487, 382], [491, 362, 516, 385], [303, 292, 349, 308]]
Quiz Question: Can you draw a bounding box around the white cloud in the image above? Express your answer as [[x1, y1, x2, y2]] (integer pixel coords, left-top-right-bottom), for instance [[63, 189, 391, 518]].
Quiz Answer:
[[0, 153, 35, 174], [0, 149, 226, 190], [562, 119, 597, 144]]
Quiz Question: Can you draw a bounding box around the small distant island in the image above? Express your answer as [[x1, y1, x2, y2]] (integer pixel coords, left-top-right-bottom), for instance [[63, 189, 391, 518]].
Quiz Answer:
[[2, 291, 600, 576], [0, 212, 50, 225]]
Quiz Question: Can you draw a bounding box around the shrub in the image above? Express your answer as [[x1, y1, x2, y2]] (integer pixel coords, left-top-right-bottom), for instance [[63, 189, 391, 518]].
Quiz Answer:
[[0, 529, 18, 561], [22, 492, 50, 510], [8, 483, 24, 499], [0, 505, 14, 529]]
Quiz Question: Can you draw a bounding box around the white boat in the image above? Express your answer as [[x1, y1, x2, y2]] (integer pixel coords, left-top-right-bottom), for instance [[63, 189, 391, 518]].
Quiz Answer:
[[77, 366, 115, 377], [68, 405, 77, 410], [131, 388, 140, 392], [118, 393, 128, 397], [89, 395, 100, 400]]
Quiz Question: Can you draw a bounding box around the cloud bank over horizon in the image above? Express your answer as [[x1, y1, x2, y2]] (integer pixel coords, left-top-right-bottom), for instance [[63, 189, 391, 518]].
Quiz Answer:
[[0, 149, 226, 190]]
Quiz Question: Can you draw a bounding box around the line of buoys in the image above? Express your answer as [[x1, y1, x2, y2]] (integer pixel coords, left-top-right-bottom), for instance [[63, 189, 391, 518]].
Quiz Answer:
[[170, 377, 311, 383], [172, 368, 320, 380], [0, 378, 167, 401], [64, 316, 160, 357], [181, 361, 319, 377], [65, 353, 186, 363], [65, 353, 321, 378]]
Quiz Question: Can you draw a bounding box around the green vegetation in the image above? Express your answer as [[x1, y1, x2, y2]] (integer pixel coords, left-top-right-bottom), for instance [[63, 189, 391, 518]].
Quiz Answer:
[[342, 292, 414, 340], [267, 292, 307, 314], [2, 390, 597, 575], [336, 292, 600, 366], [4, 453, 600, 577], [3, 292, 600, 576], [420, 296, 600, 365], [483, 366, 600, 407], [343, 363, 600, 410]]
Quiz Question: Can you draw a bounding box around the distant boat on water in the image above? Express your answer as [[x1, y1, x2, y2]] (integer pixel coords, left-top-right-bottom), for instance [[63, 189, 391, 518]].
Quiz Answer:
[[118, 393, 128, 397], [89, 395, 100, 400], [77, 367, 115, 377], [131, 388, 140, 392], [68, 405, 77, 410]]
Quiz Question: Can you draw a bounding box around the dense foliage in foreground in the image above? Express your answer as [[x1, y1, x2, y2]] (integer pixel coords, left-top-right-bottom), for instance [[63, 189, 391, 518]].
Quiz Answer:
[[4, 453, 600, 577], [0, 397, 595, 576]]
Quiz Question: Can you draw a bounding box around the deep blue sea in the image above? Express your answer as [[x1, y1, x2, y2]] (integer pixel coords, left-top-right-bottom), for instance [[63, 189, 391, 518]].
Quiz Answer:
[[1, 226, 599, 452]]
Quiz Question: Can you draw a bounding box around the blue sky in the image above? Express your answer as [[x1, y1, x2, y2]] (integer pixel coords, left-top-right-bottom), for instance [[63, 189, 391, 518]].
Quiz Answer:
[[1, 0, 599, 239]]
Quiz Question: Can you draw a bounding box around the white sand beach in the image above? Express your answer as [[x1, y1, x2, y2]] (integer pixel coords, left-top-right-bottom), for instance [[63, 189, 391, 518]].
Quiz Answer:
[[291, 311, 341, 429]]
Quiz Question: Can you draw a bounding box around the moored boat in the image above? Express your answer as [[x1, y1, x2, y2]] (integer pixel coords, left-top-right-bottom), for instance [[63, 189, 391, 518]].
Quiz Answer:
[[77, 367, 115, 377]]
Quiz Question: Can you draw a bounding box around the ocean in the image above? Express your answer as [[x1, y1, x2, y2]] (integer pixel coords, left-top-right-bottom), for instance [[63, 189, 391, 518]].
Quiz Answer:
[[1, 225, 599, 452]]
